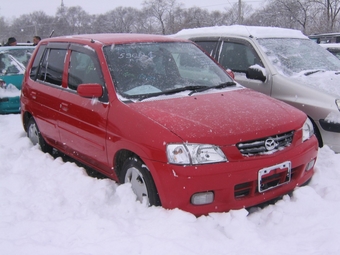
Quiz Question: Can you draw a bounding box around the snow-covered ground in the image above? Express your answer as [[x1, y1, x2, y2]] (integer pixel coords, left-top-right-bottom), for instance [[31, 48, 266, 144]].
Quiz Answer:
[[1, 113, 340, 255]]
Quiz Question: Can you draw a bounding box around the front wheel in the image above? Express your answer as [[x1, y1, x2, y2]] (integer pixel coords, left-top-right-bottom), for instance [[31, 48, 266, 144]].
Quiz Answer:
[[120, 157, 161, 207], [27, 117, 53, 153]]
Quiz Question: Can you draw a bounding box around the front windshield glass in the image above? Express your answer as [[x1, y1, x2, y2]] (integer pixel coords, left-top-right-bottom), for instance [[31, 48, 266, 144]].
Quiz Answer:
[[103, 42, 233, 100], [257, 38, 340, 76]]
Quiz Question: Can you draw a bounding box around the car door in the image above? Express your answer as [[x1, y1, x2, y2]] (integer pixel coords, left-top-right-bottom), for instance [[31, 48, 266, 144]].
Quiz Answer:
[[194, 38, 273, 96], [26, 43, 66, 146], [58, 44, 110, 172]]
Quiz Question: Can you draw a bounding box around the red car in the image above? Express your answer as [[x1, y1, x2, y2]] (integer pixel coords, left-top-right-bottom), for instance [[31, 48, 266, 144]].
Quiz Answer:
[[20, 34, 318, 216]]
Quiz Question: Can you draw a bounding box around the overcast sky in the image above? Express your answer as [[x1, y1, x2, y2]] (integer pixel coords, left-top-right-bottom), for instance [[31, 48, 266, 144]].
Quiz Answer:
[[0, 0, 265, 19]]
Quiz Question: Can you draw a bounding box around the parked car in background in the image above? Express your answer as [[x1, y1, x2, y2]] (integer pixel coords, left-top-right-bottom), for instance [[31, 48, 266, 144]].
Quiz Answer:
[[0, 46, 35, 66], [0, 50, 26, 113], [319, 43, 340, 59], [173, 25, 340, 153], [309, 32, 340, 44], [20, 33, 318, 216]]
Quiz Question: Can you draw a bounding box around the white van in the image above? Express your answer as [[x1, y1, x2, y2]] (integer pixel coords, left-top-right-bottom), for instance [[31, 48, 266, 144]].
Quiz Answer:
[[173, 25, 340, 153]]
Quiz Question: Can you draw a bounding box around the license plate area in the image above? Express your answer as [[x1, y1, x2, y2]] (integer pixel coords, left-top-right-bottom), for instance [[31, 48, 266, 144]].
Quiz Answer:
[[258, 161, 291, 193]]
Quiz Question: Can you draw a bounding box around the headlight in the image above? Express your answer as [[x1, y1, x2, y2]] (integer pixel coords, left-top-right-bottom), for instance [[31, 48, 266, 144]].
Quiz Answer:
[[302, 118, 314, 142], [166, 143, 227, 165], [336, 99, 340, 111]]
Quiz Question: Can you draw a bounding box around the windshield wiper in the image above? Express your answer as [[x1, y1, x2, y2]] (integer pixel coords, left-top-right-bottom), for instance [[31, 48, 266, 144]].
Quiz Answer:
[[125, 82, 236, 102], [134, 85, 205, 101], [188, 81, 236, 96], [304, 70, 324, 76]]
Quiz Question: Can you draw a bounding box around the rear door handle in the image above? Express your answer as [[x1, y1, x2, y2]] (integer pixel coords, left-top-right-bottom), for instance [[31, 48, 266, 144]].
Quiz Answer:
[[60, 102, 69, 112], [30, 91, 37, 99]]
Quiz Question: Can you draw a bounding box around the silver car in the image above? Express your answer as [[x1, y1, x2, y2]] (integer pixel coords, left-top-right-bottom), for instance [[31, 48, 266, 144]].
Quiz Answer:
[[173, 25, 340, 153]]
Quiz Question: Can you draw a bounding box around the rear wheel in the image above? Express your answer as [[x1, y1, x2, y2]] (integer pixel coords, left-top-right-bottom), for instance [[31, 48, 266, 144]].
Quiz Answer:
[[120, 157, 161, 206], [27, 117, 53, 153]]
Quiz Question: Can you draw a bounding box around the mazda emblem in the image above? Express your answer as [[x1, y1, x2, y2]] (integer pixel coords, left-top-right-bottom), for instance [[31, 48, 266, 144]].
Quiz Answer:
[[265, 138, 278, 151]]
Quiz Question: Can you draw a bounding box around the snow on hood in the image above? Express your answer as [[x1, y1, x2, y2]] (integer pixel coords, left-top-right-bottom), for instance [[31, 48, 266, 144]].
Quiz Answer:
[[128, 89, 305, 145], [174, 25, 307, 39], [291, 70, 340, 97], [0, 84, 21, 97]]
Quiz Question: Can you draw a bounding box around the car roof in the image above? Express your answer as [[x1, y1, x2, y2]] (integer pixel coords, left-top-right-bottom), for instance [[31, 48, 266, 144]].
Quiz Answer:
[[173, 25, 308, 40], [41, 33, 189, 46]]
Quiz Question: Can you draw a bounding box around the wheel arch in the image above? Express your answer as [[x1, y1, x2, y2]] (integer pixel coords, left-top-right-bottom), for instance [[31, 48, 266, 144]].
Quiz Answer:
[[22, 111, 33, 132], [113, 149, 140, 183], [309, 116, 323, 148]]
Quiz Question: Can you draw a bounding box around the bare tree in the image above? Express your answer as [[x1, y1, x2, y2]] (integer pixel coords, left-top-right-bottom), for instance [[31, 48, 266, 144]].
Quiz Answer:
[[181, 7, 211, 28], [55, 6, 93, 35], [93, 7, 141, 33], [142, 0, 182, 34], [312, 0, 340, 31], [6, 12, 55, 42]]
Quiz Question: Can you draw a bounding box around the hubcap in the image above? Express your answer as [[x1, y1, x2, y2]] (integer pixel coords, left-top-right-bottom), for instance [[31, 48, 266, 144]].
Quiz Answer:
[[28, 122, 39, 145], [125, 167, 149, 205]]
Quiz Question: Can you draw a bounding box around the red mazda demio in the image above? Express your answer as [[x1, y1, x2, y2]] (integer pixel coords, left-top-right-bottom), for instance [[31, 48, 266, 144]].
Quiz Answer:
[[20, 34, 318, 216]]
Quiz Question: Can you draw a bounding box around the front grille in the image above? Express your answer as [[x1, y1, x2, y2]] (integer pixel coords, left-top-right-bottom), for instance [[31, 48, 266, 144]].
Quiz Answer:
[[237, 131, 294, 156]]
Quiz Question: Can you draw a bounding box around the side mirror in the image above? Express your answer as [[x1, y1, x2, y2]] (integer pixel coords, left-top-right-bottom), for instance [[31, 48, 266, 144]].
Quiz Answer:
[[246, 66, 266, 82], [77, 83, 103, 98]]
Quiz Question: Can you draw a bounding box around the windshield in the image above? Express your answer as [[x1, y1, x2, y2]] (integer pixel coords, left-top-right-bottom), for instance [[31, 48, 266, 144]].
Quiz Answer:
[[103, 42, 233, 100], [1, 48, 34, 67], [257, 38, 340, 76], [0, 53, 25, 75]]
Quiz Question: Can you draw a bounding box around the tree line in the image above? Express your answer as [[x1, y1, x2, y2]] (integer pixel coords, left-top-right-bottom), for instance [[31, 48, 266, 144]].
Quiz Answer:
[[1, 0, 340, 44]]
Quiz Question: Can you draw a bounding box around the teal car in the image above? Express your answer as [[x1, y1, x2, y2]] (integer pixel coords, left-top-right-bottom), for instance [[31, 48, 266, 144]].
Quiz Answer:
[[0, 46, 34, 113]]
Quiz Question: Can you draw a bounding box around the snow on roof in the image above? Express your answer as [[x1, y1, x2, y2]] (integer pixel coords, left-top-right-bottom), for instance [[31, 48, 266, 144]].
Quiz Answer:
[[319, 43, 340, 49], [174, 25, 308, 39]]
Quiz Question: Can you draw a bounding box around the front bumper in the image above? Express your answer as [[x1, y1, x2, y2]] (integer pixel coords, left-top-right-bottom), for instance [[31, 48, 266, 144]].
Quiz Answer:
[[146, 136, 318, 216]]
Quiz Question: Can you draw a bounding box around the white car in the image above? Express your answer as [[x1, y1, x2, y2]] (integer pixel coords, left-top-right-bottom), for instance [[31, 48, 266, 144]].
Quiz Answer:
[[319, 43, 340, 59], [173, 25, 340, 153]]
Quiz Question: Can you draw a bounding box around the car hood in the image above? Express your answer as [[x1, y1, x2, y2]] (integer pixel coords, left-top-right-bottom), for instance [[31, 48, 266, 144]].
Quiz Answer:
[[127, 89, 305, 145], [289, 71, 340, 98]]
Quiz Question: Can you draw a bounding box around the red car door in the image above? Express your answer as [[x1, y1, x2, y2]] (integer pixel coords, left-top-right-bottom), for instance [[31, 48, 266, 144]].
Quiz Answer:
[[58, 46, 110, 172]]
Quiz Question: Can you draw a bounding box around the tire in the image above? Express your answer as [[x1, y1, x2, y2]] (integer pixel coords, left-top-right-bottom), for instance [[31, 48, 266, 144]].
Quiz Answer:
[[120, 157, 161, 207], [310, 118, 323, 148], [27, 117, 53, 154]]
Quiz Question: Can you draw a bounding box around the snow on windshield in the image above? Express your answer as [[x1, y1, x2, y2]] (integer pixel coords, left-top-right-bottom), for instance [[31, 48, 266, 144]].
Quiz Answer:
[[258, 38, 340, 74], [258, 38, 340, 97]]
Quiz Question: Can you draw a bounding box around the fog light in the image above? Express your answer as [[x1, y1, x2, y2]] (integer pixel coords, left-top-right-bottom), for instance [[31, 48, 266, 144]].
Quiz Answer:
[[191, 191, 214, 205], [306, 159, 315, 171]]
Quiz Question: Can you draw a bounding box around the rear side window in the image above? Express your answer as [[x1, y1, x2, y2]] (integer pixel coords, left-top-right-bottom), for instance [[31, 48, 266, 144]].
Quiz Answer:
[[30, 45, 46, 80], [37, 48, 67, 86]]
